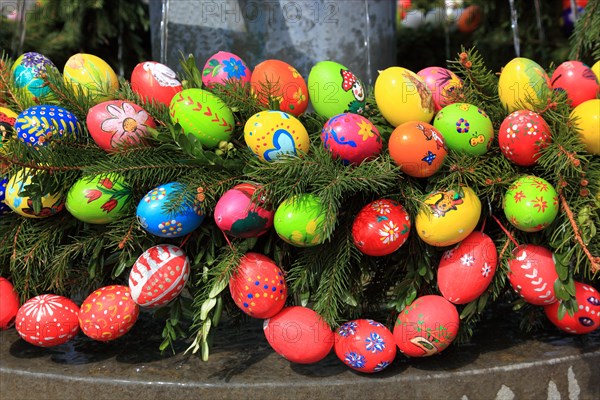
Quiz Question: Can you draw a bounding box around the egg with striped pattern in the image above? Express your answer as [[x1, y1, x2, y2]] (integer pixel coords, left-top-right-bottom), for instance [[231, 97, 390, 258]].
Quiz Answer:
[[15, 105, 80, 146]]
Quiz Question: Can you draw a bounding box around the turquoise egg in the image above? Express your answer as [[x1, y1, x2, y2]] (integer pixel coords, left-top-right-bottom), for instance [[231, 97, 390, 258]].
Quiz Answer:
[[15, 105, 80, 146], [11, 52, 57, 100]]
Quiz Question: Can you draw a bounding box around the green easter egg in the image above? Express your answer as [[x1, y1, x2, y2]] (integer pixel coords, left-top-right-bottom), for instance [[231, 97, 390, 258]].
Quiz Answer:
[[274, 193, 328, 247], [504, 175, 558, 232], [169, 88, 234, 148], [66, 173, 131, 224], [433, 103, 494, 155], [308, 61, 366, 118]]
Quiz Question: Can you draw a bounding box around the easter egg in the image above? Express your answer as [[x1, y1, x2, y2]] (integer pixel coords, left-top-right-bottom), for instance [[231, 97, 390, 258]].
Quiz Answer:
[[169, 88, 234, 149], [417, 67, 462, 111], [136, 182, 205, 238], [393, 295, 459, 357], [456, 5, 483, 33], [415, 186, 481, 247], [5, 170, 64, 218], [15, 294, 80, 347], [0, 278, 20, 330], [202, 51, 251, 87], [214, 183, 274, 238], [87, 100, 156, 151], [131, 61, 183, 106], [129, 244, 190, 308], [504, 175, 559, 232], [11, 52, 57, 100], [66, 173, 131, 224], [229, 252, 287, 318], [437, 231, 497, 304], [79, 285, 139, 341], [0, 107, 18, 151], [433, 103, 494, 155], [352, 199, 411, 257], [0, 176, 10, 215], [544, 282, 600, 334], [274, 193, 328, 247], [15, 105, 80, 146], [507, 245, 558, 305], [374, 67, 434, 127], [63, 53, 119, 103], [308, 61, 366, 118], [334, 319, 396, 373], [551, 61, 599, 107], [592, 60, 600, 82], [263, 306, 334, 364], [251, 59, 308, 117], [388, 121, 447, 178], [244, 110, 309, 161], [498, 57, 550, 113], [570, 99, 600, 155], [498, 110, 552, 166], [321, 113, 382, 165]]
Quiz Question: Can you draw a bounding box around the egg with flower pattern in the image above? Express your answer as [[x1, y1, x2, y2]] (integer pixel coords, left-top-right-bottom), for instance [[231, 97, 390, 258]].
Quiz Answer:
[[433, 103, 494, 155], [131, 61, 183, 106], [544, 281, 600, 334], [11, 52, 57, 101], [15, 105, 80, 146], [504, 175, 559, 232], [498, 110, 552, 166], [251, 59, 308, 117], [321, 113, 382, 165], [202, 51, 251, 87], [66, 173, 131, 224]]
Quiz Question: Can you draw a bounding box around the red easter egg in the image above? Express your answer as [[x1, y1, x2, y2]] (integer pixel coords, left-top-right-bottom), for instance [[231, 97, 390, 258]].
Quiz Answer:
[[438, 231, 497, 304], [388, 121, 447, 178], [86, 100, 156, 151], [263, 306, 334, 364], [15, 294, 80, 347], [251, 59, 308, 117], [79, 285, 139, 341], [544, 282, 600, 334], [129, 244, 190, 308], [334, 319, 396, 373], [321, 113, 382, 165], [202, 51, 251, 88], [230, 253, 287, 319], [0, 277, 20, 330], [551, 61, 599, 107], [393, 295, 459, 357], [498, 110, 552, 166], [214, 183, 274, 238], [352, 199, 411, 256], [131, 61, 183, 106], [507, 245, 559, 305], [417, 67, 462, 111], [456, 5, 483, 33]]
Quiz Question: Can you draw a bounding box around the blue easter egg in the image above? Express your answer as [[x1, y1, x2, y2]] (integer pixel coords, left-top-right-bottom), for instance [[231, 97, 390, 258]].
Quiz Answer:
[[15, 105, 81, 146], [11, 52, 57, 100], [136, 182, 205, 238], [0, 176, 10, 215]]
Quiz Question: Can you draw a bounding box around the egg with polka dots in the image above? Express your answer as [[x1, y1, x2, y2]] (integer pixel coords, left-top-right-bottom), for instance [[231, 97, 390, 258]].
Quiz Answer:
[[229, 252, 287, 319], [15, 105, 80, 146], [244, 110, 309, 161], [129, 244, 190, 308]]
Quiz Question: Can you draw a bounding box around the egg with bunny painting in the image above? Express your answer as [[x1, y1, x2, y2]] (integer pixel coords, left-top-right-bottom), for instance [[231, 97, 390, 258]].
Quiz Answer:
[[244, 111, 310, 161]]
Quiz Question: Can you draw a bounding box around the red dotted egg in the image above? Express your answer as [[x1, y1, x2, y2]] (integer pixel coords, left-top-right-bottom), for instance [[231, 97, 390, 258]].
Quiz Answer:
[[498, 110, 552, 166], [131, 61, 183, 106], [507, 245, 559, 306], [0, 277, 20, 330], [544, 281, 600, 334]]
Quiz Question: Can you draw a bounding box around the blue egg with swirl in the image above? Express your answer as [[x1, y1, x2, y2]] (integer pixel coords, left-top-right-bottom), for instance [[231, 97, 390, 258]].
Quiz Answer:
[[15, 105, 81, 146]]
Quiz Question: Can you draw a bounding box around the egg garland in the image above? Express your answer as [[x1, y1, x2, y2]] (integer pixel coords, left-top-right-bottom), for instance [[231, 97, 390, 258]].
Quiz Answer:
[[433, 103, 494, 156], [11, 52, 57, 101], [570, 99, 599, 155], [202, 51, 251, 88], [15, 105, 80, 147], [544, 282, 600, 334], [417, 67, 462, 112], [63, 53, 119, 104], [308, 60, 366, 117], [0, 278, 20, 330], [273, 193, 329, 247], [5, 169, 64, 218], [131, 61, 183, 106], [321, 113, 382, 165], [507, 244, 559, 306], [251, 59, 308, 117], [214, 183, 274, 238], [498, 57, 551, 112], [498, 110, 552, 166], [503, 175, 559, 232], [550, 60, 599, 108], [66, 173, 131, 224]]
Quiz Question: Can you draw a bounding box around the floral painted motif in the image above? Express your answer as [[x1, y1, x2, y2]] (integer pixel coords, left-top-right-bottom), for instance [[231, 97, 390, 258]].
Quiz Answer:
[[344, 352, 366, 369], [292, 88, 306, 104], [532, 196, 548, 213], [100, 102, 151, 146], [379, 221, 400, 244], [371, 201, 391, 214], [222, 57, 248, 80], [373, 361, 391, 372], [338, 321, 358, 337], [365, 332, 386, 353], [533, 179, 549, 192], [422, 150, 436, 165], [367, 319, 384, 327], [513, 190, 526, 203], [357, 120, 374, 141], [460, 253, 475, 267], [456, 118, 470, 133], [144, 187, 167, 202], [481, 263, 492, 277]]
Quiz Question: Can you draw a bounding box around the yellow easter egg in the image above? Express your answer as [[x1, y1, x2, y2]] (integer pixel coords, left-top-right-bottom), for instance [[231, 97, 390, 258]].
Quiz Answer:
[[244, 110, 309, 161], [498, 58, 550, 113], [592, 60, 600, 83], [5, 170, 64, 218], [570, 99, 600, 155], [415, 186, 481, 247], [63, 53, 119, 104]]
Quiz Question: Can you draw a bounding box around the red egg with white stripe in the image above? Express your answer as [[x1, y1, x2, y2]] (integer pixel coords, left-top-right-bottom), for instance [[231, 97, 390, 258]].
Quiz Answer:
[[544, 281, 600, 334], [129, 244, 190, 308], [507, 245, 559, 305], [15, 294, 80, 347]]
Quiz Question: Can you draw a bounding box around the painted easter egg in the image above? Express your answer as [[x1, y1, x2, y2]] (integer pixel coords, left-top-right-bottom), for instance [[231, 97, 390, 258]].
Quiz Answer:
[[352, 199, 411, 257], [438, 231, 497, 304], [5, 170, 64, 218], [66, 173, 131, 224], [374, 67, 434, 127], [11, 52, 57, 100], [202, 51, 251, 87], [507, 245, 558, 305], [214, 183, 274, 238], [544, 282, 600, 334], [592, 60, 600, 82], [388, 121, 447, 178], [129, 244, 190, 308], [433, 103, 494, 155], [131, 61, 183, 106], [415, 186, 481, 247], [334, 319, 396, 373], [308, 60, 366, 118], [229, 252, 287, 319], [263, 306, 334, 364], [456, 5, 483, 33], [16, 294, 80, 347], [0, 277, 20, 330], [570, 99, 599, 155], [498, 57, 550, 113], [0, 107, 18, 151], [393, 295, 459, 357], [504, 175, 559, 232], [417, 67, 462, 111], [169, 88, 234, 149], [79, 285, 139, 341], [551, 61, 599, 107], [251, 59, 308, 117], [136, 182, 205, 238], [321, 113, 382, 165], [498, 110, 552, 166], [0, 176, 10, 215], [63, 53, 119, 103], [15, 105, 80, 146], [244, 110, 309, 161], [274, 193, 328, 247]]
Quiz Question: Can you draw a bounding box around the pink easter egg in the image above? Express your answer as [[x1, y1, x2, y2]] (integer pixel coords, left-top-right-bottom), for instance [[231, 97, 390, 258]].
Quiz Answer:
[[202, 51, 252, 88], [214, 183, 274, 238], [321, 113, 382, 165], [417, 67, 463, 111]]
